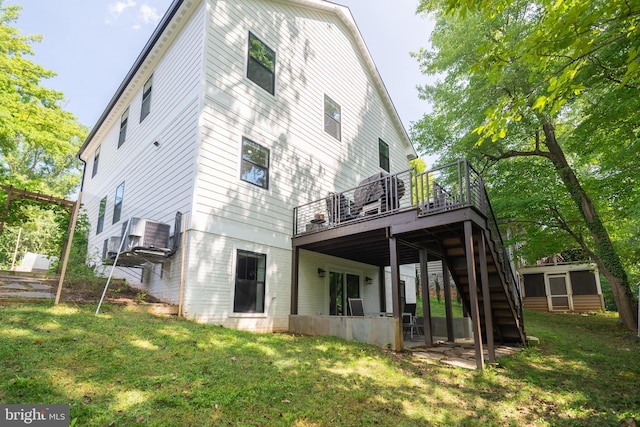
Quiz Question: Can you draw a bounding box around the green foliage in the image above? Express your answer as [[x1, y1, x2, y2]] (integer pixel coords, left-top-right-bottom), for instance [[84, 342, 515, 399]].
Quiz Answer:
[[0, 2, 88, 270], [411, 0, 639, 324], [0, 3, 87, 195], [49, 210, 98, 282]]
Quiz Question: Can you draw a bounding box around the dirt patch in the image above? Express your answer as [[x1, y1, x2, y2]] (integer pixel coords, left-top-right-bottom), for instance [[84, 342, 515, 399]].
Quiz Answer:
[[59, 280, 164, 304], [0, 272, 164, 305]]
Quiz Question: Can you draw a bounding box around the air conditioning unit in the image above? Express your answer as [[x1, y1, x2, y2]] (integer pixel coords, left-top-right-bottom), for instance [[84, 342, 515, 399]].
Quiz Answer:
[[122, 218, 171, 252], [106, 236, 121, 258]]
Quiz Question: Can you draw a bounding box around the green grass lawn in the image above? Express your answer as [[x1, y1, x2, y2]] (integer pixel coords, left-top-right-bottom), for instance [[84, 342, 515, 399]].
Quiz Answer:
[[1, 302, 639, 426]]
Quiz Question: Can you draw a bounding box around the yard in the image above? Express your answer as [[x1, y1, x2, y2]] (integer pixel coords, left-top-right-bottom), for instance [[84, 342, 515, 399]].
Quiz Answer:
[[1, 301, 638, 426]]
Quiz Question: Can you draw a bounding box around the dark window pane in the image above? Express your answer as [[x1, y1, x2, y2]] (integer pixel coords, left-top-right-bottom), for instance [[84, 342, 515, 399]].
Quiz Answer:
[[92, 146, 100, 178], [324, 95, 341, 140], [379, 139, 389, 172], [140, 76, 153, 122], [113, 182, 125, 224], [523, 273, 545, 297], [570, 270, 598, 295], [97, 197, 107, 234], [234, 250, 266, 313], [118, 108, 129, 148], [240, 138, 269, 189], [247, 33, 275, 94]]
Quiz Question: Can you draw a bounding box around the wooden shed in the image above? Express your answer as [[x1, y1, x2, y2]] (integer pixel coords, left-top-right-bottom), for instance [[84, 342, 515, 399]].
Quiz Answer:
[[519, 263, 605, 312]]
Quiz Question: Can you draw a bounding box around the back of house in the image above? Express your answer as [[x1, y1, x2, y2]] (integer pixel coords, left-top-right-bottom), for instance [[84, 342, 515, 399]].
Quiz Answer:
[[78, 0, 416, 332]]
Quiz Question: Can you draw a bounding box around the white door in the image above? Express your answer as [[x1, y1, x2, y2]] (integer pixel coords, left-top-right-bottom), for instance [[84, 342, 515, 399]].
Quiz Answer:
[[547, 274, 572, 311]]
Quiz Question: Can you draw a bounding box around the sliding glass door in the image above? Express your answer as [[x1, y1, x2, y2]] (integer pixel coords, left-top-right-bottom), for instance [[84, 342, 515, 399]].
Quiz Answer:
[[329, 272, 360, 315]]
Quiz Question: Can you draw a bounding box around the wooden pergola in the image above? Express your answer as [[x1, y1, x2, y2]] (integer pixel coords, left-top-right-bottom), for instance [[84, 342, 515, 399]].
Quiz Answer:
[[0, 185, 82, 304]]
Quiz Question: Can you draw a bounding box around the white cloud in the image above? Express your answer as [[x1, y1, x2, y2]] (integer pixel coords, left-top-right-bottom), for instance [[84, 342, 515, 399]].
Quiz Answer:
[[139, 4, 161, 25], [106, 0, 136, 23]]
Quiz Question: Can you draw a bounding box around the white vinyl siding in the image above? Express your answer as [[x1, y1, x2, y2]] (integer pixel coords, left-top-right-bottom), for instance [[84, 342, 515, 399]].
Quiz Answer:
[[196, 0, 412, 247], [81, 2, 206, 298]]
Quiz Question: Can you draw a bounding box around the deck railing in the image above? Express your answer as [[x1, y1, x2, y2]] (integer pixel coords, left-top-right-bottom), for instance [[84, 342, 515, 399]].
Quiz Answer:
[[293, 160, 494, 236], [292, 160, 522, 307]]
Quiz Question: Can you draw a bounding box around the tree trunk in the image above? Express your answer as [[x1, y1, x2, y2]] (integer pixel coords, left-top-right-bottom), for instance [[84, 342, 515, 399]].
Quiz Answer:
[[542, 119, 638, 330]]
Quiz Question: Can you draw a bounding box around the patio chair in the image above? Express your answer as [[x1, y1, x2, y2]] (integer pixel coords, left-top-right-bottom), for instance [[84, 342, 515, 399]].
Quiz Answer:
[[348, 298, 365, 316], [402, 303, 422, 340]]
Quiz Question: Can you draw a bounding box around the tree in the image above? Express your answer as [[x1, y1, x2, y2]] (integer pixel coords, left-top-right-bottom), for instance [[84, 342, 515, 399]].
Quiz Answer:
[[0, 2, 86, 195], [412, 0, 639, 329], [0, 2, 87, 264]]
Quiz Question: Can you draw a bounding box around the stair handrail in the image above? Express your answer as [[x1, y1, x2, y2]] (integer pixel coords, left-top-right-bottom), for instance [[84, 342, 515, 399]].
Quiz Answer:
[[470, 168, 523, 312]]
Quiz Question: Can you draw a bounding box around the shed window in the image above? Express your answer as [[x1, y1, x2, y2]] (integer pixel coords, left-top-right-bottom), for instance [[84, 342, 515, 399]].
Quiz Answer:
[[240, 137, 269, 189], [570, 270, 598, 295], [247, 33, 275, 94], [233, 250, 266, 313], [324, 95, 341, 140], [523, 273, 546, 297]]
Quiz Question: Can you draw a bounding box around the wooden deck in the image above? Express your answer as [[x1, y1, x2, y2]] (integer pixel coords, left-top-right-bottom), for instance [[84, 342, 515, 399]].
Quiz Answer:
[[290, 161, 527, 369]]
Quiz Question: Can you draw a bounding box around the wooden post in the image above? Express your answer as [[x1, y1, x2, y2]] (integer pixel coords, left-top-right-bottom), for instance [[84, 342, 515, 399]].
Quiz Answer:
[[290, 246, 300, 315], [443, 261, 455, 342], [420, 249, 433, 346], [478, 231, 495, 364], [55, 193, 82, 305], [389, 236, 402, 350], [10, 227, 22, 271], [464, 221, 484, 371]]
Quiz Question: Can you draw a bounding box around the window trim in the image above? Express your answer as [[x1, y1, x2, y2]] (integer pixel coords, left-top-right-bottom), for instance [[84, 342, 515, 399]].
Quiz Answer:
[[233, 249, 267, 314], [379, 138, 390, 172], [240, 137, 270, 190], [118, 107, 129, 148], [140, 75, 153, 122], [112, 182, 125, 224], [92, 145, 100, 178], [97, 196, 107, 234], [246, 32, 276, 95], [324, 95, 341, 141]]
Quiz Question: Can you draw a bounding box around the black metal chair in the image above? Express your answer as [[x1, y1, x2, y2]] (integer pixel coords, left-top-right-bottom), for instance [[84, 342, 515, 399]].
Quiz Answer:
[[402, 303, 422, 340]]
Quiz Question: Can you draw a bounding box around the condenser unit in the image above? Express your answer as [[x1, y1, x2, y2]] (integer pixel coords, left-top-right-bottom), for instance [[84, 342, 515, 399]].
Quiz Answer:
[[122, 218, 171, 251], [106, 236, 121, 258]]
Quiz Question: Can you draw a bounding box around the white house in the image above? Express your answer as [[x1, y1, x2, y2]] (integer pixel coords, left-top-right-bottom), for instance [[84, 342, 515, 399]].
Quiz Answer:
[[78, 0, 417, 333]]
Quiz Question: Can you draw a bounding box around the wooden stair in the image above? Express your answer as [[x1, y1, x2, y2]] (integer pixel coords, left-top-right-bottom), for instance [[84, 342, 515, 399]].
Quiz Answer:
[[441, 231, 526, 344]]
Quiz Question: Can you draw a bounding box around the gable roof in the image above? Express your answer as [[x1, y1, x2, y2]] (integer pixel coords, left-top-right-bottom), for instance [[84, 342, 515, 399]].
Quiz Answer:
[[78, 0, 416, 158]]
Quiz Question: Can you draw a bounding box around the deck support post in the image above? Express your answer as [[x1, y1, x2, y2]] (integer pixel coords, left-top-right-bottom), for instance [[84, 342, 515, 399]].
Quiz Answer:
[[290, 246, 299, 315], [419, 249, 433, 346], [389, 235, 403, 350], [379, 265, 386, 313], [464, 221, 485, 370], [443, 260, 455, 342], [478, 231, 495, 364]]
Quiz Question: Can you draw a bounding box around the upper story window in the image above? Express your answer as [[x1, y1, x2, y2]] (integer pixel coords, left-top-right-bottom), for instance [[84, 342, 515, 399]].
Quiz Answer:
[[97, 196, 107, 234], [140, 75, 153, 122], [247, 32, 275, 95], [112, 182, 125, 224], [324, 95, 341, 141], [92, 145, 100, 178], [233, 249, 266, 313], [240, 137, 269, 189], [379, 139, 390, 172], [118, 108, 129, 148]]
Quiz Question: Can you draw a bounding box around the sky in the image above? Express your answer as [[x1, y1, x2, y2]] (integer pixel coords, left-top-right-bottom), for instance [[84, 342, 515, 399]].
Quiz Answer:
[[16, 0, 435, 153]]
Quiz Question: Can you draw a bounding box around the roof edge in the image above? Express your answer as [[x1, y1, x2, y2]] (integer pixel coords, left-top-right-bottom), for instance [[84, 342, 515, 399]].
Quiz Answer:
[[78, 0, 185, 157]]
